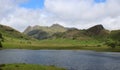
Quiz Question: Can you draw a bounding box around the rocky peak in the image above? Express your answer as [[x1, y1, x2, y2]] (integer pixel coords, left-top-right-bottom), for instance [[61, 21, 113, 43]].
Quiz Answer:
[[87, 24, 105, 35], [51, 24, 64, 28], [23, 26, 32, 34], [88, 24, 104, 31], [23, 24, 67, 35]]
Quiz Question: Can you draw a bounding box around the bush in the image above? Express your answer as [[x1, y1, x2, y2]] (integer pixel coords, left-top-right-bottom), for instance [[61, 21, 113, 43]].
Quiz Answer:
[[97, 45, 101, 47], [0, 33, 3, 48], [0, 42, 2, 48], [0, 33, 4, 42], [105, 39, 116, 48]]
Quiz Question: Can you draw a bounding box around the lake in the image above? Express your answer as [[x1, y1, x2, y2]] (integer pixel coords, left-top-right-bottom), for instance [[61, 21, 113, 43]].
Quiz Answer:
[[0, 49, 120, 70]]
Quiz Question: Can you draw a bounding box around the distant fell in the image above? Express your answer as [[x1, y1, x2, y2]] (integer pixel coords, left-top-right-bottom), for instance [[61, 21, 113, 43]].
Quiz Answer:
[[52, 24, 110, 40], [27, 29, 49, 40], [24, 24, 67, 34], [87, 25, 104, 35], [23, 24, 119, 41], [23, 24, 67, 39], [86, 24, 109, 37]]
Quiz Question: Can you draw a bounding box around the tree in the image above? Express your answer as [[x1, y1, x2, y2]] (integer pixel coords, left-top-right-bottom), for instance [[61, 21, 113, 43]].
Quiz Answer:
[[0, 33, 3, 48], [105, 39, 116, 48], [0, 42, 2, 48], [0, 33, 3, 41]]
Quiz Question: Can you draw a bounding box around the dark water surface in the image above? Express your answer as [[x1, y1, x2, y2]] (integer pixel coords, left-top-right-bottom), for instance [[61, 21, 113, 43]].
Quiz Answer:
[[0, 49, 120, 70]]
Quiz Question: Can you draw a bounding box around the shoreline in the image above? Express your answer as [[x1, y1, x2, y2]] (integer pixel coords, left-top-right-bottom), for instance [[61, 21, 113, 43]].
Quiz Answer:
[[1, 48, 120, 52]]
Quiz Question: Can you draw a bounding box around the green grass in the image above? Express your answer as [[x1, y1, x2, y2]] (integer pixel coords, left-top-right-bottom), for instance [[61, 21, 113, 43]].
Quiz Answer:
[[0, 64, 65, 70], [1, 37, 120, 52], [2, 37, 100, 49]]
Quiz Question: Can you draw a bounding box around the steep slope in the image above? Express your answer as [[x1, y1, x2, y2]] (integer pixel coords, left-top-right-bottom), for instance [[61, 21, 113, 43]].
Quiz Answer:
[[23, 26, 32, 34], [85, 25, 110, 40], [0, 24, 30, 40], [24, 24, 67, 39], [24, 24, 67, 34], [86, 25, 109, 36], [24, 24, 118, 41], [27, 29, 49, 40], [62, 29, 91, 40], [53, 24, 109, 40]]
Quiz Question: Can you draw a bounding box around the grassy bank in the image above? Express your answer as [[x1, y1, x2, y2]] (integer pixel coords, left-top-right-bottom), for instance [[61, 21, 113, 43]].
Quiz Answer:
[[1, 37, 120, 52], [0, 64, 65, 70]]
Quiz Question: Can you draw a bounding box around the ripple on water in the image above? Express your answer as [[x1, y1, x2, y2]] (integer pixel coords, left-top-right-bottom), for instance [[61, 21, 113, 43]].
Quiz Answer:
[[0, 49, 120, 70]]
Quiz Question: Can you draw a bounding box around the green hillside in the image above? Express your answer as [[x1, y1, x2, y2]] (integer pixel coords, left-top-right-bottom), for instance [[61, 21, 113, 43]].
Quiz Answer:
[[52, 28, 91, 40], [24, 24, 110, 40], [110, 30, 120, 41], [0, 24, 120, 52], [0, 24, 31, 40], [52, 24, 110, 41]]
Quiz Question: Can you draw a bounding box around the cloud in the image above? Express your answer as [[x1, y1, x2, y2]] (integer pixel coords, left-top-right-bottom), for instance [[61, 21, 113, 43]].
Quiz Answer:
[[44, 0, 120, 29], [0, 0, 28, 19], [45, 0, 120, 20], [0, 0, 120, 32], [101, 16, 120, 30], [0, 0, 29, 31], [0, 0, 15, 20]]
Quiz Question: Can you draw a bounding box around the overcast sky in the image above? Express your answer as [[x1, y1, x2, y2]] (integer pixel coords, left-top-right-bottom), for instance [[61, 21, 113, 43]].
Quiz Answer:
[[0, 0, 120, 32]]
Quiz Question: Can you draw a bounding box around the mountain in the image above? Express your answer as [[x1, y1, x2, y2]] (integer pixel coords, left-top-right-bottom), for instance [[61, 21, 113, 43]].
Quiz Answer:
[[23, 26, 32, 34], [24, 24, 67, 34], [23, 24, 68, 39], [27, 29, 49, 40], [0, 24, 31, 40], [59, 29, 91, 40], [86, 25, 110, 38], [86, 25, 105, 35], [24, 24, 119, 41], [52, 24, 109, 40]]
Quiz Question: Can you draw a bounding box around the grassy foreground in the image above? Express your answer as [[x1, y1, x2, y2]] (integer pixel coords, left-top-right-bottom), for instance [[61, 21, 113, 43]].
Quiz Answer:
[[2, 37, 120, 52], [0, 64, 65, 70]]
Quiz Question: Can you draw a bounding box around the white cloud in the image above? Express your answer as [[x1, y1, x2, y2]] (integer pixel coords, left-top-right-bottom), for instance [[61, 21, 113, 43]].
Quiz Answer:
[[0, 0, 120, 32], [44, 0, 120, 29], [101, 16, 120, 30], [45, 0, 120, 20]]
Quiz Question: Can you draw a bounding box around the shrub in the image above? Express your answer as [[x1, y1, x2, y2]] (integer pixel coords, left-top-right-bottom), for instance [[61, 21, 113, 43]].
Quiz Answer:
[[0, 42, 2, 48], [105, 39, 116, 48], [97, 45, 101, 47], [0, 33, 4, 42], [0, 33, 3, 48]]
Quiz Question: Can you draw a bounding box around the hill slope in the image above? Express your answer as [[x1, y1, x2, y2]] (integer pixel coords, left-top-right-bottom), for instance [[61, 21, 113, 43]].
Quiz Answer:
[[23, 24, 119, 42], [24, 24, 67, 34], [0, 24, 31, 40], [85, 25, 110, 40], [52, 24, 109, 40], [110, 30, 120, 41]]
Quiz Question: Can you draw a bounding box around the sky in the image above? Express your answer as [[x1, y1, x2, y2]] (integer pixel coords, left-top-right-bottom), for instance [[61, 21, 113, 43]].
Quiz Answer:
[[0, 0, 120, 32], [20, 0, 44, 9]]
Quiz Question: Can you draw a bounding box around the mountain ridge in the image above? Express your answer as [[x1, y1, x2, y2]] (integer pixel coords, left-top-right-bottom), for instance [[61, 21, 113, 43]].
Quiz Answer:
[[24, 24, 67, 34], [23, 24, 111, 40], [0, 23, 119, 42]]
